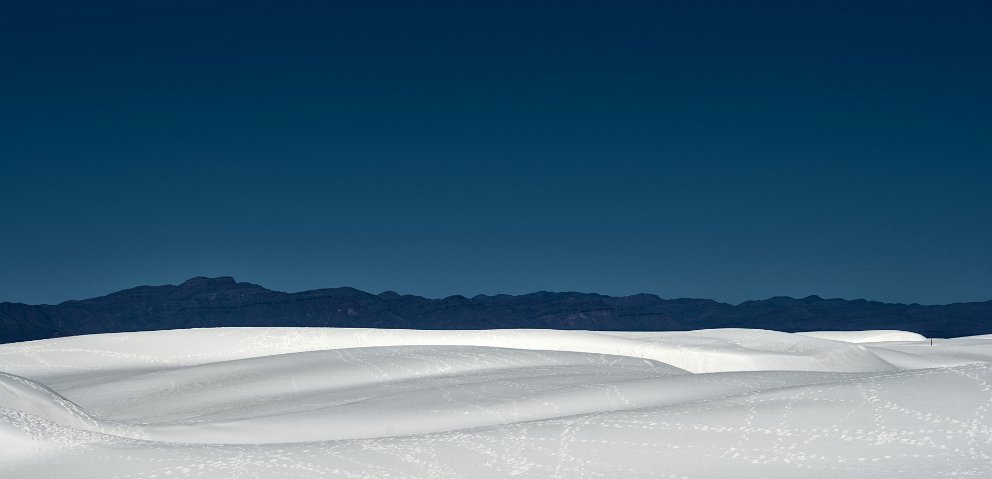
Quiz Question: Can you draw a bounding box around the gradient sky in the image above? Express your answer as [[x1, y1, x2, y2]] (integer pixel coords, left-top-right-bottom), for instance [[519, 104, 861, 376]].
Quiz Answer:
[[2, 0, 990, 305]]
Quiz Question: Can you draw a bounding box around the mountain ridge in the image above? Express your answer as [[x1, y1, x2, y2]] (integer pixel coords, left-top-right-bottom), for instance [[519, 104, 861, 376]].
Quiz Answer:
[[2, 276, 990, 343]]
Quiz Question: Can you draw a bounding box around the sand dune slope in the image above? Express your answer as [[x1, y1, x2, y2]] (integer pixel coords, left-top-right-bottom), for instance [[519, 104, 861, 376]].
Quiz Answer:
[[2, 327, 992, 478]]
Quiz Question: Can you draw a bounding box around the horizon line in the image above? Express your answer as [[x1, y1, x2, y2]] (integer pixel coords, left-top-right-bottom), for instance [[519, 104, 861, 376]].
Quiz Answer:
[[5, 275, 990, 308]]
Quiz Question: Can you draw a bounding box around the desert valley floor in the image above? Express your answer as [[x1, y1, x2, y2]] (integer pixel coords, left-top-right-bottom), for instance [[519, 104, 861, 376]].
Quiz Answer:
[[2, 327, 992, 478]]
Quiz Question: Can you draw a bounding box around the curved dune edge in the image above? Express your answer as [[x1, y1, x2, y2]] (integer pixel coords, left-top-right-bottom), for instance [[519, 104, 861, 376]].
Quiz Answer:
[[0, 344, 965, 445], [0, 327, 911, 445], [795, 330, 927, 343], [0, 327, 904, 376]]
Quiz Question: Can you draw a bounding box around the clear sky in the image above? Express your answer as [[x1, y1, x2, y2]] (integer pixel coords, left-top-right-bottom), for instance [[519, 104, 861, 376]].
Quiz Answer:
[[2, 1, 990, 305]]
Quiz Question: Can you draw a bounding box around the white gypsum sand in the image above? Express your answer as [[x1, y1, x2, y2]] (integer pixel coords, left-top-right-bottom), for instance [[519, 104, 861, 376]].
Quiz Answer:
[[2, 327, 992, 478]]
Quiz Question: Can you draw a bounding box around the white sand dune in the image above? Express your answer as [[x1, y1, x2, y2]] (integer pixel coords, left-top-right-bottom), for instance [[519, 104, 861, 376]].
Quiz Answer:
[[795, 329, 927, 343], [3, 327, 992, 478]]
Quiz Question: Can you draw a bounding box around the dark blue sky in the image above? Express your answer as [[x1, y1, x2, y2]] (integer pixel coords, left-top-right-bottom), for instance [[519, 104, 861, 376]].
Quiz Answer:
[[2, 1, 990, 305]]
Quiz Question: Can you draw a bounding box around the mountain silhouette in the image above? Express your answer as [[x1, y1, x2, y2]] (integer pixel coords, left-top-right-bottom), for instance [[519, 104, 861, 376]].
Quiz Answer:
[[2, 276, 989, 343]]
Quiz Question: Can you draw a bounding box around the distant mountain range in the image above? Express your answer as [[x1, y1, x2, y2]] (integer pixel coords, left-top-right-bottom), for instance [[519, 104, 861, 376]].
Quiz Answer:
[[2, 276, 990, 343]]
